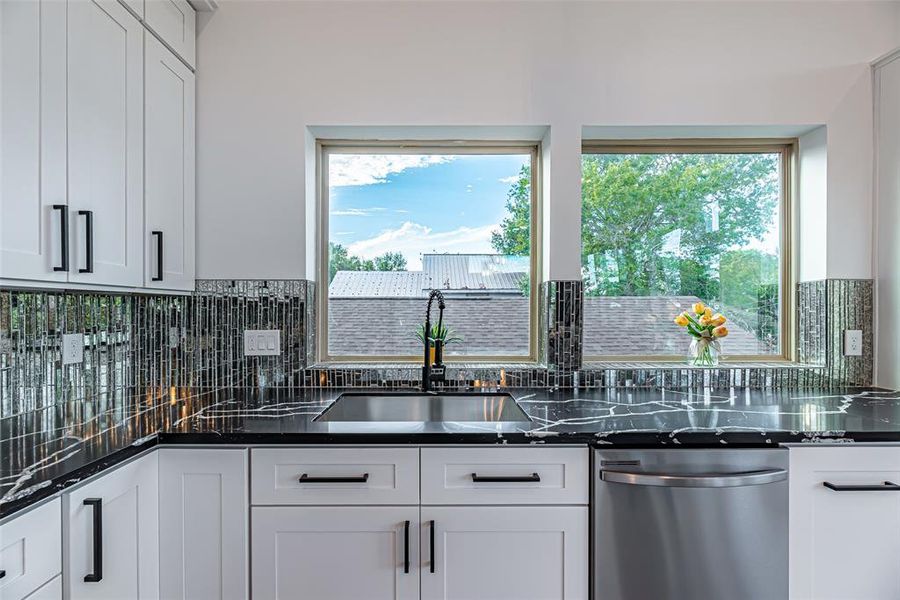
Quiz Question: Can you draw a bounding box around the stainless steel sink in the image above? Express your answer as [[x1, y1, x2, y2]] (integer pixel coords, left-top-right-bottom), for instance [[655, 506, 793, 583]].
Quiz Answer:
[[314, 391, 531, 423]]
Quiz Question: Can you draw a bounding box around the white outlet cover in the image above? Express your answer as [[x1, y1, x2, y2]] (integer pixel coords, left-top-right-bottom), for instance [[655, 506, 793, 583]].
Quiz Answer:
[[244, 329, 281, 356], [168, 327, 179, 349], [843, 329, 863, 357], [62, 333, 84, 365]]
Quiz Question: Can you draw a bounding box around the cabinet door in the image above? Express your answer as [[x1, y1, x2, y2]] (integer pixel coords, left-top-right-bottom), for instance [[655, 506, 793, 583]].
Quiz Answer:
[[144, 33, 195, 291], [0, 0, 67, 282], [790, 446, 900, 600], [158, 449, 247, 600], [251, 506, 419, 600], [66, 0, 143, 287], [145, 0, 196, 67], [0, 499, 61, 600], [66, 453, 159, 600], [421, 506, 588, 600], [21, 575, 61, 600]]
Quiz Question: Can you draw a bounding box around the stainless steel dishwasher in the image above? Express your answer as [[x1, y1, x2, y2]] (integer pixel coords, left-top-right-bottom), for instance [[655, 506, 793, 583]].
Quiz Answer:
[[593, 448, 788, 600]]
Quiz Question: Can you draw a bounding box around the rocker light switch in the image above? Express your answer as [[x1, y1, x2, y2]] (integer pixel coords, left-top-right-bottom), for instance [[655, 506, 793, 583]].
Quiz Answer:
[[244, 330, 281, 356]]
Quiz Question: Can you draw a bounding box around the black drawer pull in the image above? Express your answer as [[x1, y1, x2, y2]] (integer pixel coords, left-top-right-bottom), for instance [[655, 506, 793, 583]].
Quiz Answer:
[[298, 473, 369, 483], [429, 519, 435, 573], [151, 231, 163, 281], [823, 481, 900, 492], [53, 204, 68, 272], [403, 520, 410, 574], [78, 210, 93, 273], [472, 472, 540, 483], [83, 498, 102, 582], [0, 569, 6, 578]]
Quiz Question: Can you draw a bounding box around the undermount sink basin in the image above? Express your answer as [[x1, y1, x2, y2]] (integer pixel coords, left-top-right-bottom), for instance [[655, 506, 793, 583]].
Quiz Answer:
[[314, 391, 531, 423]]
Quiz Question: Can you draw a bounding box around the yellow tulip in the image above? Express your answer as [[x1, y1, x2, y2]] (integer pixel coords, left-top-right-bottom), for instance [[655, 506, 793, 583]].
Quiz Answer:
[[674, 314, 689, 327], [713, 325, 729, 338], [712, 313, 727, 326], [699, 315, 713, 326], [692, 302, 706, 315], [703, 307, 713, 319]]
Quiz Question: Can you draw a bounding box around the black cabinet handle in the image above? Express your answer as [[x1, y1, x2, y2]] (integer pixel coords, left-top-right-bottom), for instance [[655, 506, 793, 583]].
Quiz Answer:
[[78, 210, 93, 273], [471, 472, 540, 483], [0, 569, 6, 578], [429, 519, 435, 574], [403, 520, 410, 574], [298, 473, 369, 483], [151, 231, 163, 281], [53, 204, 68, 272], [83, 498, 102, 583], [823, 481, 900, 492]]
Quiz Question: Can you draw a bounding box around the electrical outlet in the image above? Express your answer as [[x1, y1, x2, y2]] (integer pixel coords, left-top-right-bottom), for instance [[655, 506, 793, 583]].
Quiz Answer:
[[843, 329, 863, 357], [168, 327, 179, 349], [62, 333, 84, 365], [244, 329, 281, 356]]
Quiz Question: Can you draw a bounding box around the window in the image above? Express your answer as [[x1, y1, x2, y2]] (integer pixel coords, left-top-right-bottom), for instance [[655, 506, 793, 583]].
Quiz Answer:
[[318, 142, 539, 362], [580, 141, 792, 360]]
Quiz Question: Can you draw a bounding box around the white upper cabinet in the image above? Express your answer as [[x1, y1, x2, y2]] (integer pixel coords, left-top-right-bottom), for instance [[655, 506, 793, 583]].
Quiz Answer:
[[66, 453, 159, 600], [0, 0, 67, 282], [145, 0, 196, 67], [790, 446, 900, 600], [66, 0, 144, 287], [144, 33, 196, 290]]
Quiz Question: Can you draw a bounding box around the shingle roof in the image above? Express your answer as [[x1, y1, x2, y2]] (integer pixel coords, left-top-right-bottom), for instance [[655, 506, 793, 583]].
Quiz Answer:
[[327, 295, 771, 357]]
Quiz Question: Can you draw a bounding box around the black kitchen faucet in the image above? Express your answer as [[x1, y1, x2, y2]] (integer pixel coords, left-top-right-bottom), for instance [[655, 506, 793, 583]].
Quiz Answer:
[[422, 289, 446, 392]]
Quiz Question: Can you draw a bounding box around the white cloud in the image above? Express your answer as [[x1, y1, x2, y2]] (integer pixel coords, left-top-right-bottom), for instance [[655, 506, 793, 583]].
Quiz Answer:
[[348, 221, 498, 270], [498, 175, 519, 184], [330, 207, 386, 217], [329, 154, 455, 187]]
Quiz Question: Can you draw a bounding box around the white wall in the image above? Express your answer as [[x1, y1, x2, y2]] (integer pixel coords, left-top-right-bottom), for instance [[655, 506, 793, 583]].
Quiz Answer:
[[195, 0, 900, 281], [875, 55, 900, 389]]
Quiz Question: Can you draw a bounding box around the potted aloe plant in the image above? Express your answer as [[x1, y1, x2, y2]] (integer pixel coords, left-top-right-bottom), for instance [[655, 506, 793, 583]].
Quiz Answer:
[[414, 323, 463, 363]]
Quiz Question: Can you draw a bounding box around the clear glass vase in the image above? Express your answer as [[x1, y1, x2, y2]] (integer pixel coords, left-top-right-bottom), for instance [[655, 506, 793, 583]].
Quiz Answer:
[[688, 337, 721, 367]]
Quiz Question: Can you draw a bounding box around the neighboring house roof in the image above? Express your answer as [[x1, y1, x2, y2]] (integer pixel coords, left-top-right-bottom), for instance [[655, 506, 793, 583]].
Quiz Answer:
[[328, 254, 527, 298], [330, 271, 426, 298], [327, 294, 769, 357]]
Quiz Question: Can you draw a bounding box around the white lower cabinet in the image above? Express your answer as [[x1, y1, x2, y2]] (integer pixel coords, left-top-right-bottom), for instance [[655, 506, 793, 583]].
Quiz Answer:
[[158, 448, 248, 600], [0, 499, 62, 600], [790, 445, 900, 600], [22, 575, 62, 600], [251, 506, 420, 600], [421, 506, 588, 600], [65, 452, 159, 600]]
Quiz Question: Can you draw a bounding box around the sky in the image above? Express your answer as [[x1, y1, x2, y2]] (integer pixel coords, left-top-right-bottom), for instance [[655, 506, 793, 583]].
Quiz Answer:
[[328, 153, 529, 271]]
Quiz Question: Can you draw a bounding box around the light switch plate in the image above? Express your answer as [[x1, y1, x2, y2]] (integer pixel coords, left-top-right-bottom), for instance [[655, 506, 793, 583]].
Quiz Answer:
[[168, 327, 179, 349], [843, 329, 863, 356], [62, 333, 84, 365], [244, 329, 281, 356]]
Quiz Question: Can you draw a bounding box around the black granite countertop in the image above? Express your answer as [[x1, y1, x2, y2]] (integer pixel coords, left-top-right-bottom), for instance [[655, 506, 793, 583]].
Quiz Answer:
[[4, 385, 900, 518]]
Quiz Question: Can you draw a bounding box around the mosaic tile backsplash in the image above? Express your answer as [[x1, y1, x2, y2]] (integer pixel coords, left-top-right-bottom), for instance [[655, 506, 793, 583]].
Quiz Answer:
[[0, 277, 876, 419]]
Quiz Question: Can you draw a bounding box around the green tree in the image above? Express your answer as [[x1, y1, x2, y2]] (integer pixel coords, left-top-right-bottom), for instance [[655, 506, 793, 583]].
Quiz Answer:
[[491, 164, 531, 256], [373, 252, 407, 272], [328, 243, 407, 282]]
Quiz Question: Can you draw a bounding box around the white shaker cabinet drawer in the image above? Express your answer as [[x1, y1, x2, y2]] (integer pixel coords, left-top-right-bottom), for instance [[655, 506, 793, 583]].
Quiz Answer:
[[0, 499, 62, 600], [251, 448, 419, 505], [420, 447, 589, 505]]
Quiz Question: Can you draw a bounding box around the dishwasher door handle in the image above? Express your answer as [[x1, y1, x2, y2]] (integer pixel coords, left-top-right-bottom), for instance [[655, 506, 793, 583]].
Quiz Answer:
[[601, 468, 787, 488]]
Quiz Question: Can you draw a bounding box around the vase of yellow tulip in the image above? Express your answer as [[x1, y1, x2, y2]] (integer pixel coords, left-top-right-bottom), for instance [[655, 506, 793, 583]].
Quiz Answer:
[[674, 302, 729, 367]]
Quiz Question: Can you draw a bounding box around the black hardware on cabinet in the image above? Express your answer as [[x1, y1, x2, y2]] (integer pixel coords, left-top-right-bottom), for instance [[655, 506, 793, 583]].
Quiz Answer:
[[53, 204, 68, 272], [151, 231, 164, 281], [83, 498, 103, 583], [403, 520, 410, 574], [823, 481, 900, 492], [298, 473, 369, 484], [0, 570, 5, 579], [78, 210, 93, 273], [471, 472, 541, 483], [429, 519, 435, 573]]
